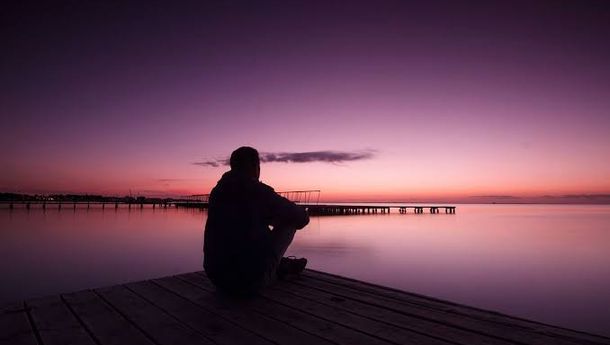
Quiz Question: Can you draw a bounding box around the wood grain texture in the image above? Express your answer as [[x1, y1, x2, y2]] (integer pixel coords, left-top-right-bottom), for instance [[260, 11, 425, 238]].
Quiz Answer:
[[0, 303, 38, 345], [12, 270, 610, 345], [26, 296, 95, 345]]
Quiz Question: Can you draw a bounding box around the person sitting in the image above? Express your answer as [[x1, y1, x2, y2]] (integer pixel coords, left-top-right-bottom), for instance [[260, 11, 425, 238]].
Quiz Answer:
[[203, 146, 309, 295]]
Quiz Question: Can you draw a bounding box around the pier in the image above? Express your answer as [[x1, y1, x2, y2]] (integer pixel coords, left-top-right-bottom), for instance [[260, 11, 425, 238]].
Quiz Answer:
[[0, 200, 456, 215], [1, 190, 456, 215], [2, 270, 607, 345], [1, 201, 176, 210], [306, 204, 456, 215], [174, 202, 457, 215], [179, 191, 457, 215]]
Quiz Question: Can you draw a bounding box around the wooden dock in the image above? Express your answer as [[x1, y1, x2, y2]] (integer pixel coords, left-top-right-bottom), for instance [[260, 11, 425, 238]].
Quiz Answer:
[[305, 205, 456, 215], [0, 201, 176, 210], [2, 270, 608, 345], [174, 203, 457, 215], [178, 192, 458, 215], [2, 192, 456, 215]]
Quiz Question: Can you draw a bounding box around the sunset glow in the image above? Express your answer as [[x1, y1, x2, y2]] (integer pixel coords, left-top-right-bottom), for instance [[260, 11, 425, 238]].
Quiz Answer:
[[2, 2, 610, 202]]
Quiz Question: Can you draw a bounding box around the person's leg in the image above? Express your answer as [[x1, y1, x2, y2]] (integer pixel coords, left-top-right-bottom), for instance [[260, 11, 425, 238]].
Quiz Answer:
[[263, 224, 297, 285]]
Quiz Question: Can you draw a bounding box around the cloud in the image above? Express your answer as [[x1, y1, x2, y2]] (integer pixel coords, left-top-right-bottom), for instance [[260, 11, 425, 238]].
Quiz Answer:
[[469, 195, 519, 199], [192, 160, 228, 167], [560, 194, 610, 199], [193, 149, 375, 167], [260, 150, 375, 163]]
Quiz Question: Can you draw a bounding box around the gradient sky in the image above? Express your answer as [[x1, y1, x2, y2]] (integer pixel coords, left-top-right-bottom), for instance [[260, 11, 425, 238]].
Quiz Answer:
[[2, 1, 610, 201]]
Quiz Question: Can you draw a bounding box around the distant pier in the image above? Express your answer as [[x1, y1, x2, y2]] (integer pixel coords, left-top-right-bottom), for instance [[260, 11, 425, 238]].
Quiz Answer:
[[0, 201, 176, 210], [1, 190, 456, 215], [175, 191, 456, 215], [306, 204, 456, 215], [174, 203, 456, 215]]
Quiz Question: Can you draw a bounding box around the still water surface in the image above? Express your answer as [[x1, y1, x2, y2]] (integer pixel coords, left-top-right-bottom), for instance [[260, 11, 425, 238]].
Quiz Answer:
[[1, 204, 609, 336]]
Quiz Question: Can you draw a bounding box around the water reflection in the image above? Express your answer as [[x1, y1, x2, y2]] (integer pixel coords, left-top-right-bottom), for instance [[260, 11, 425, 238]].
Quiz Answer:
[[1, 204, 609, 336]]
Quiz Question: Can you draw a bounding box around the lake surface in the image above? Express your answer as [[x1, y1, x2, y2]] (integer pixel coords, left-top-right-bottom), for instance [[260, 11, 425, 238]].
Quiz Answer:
[[1, 204, 609, 336]]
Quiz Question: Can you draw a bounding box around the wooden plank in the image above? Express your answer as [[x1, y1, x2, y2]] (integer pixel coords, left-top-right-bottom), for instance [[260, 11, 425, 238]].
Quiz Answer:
[[177, 272, 403, 345], [26, 296, 95, 345], [305, 270, 546, 325], [305, 269, 610, 343], [96, 285, 214, 345], [304, 270, 466, 313], [264, 285, 454, 345], [62, 290, 155, 345], [272, 281, 516, 345], [0, 303, 38, 345], [303, 270, 610, 344], [192, 272, 505, 345], [125, 280, 272, 345], [297, 271, 608, 345], [2, 303, 38, 345], [154, 276, 333, 345]]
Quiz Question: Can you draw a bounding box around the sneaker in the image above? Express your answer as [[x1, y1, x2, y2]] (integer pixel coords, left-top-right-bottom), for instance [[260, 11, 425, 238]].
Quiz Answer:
[[277, 256, 307, 279]]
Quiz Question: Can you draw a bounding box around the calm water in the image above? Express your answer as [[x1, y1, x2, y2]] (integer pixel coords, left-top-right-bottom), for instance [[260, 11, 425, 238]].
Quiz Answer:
[[1, 204, 609, 336]]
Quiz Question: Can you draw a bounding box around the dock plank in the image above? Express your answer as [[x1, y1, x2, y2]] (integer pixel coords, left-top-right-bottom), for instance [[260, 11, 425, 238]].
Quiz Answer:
[[26, 296, 95, 345], [62, 290, 154, 345], [96, 285, 214, 345], [305, 269, 603, 339], [0, 303, 38, 345], [276, 278, 517, 345], [125, 280, 272, 345], [4, 269, 609, 345], [192, 272, 504, 345], [154, 275, 334, 345], [300, 270, 609, 345], [177, 272, 404, 345]]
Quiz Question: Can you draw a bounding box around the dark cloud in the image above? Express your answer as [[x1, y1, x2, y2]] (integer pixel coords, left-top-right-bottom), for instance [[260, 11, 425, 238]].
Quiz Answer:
[[560, 194, 610, 199], [192, 160, 227, 167], [260, 150, 375, 163], [469, 195, 519, 199], [193, 150, 375, 167]]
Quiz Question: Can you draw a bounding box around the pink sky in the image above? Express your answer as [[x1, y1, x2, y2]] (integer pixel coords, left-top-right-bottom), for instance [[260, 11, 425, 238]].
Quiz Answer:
[[2, 2, 610, 202]]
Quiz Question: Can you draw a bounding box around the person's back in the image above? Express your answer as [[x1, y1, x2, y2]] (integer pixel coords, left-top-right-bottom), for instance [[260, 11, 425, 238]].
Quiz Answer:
[[204, 147, 309, 295]]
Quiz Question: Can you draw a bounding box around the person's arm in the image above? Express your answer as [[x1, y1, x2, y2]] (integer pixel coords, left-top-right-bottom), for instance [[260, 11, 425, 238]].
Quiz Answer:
[[262, 185, 309, 229]]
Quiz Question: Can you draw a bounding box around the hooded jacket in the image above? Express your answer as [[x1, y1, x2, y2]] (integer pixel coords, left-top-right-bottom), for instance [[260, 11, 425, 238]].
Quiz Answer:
[[203, 170, 309, 291]]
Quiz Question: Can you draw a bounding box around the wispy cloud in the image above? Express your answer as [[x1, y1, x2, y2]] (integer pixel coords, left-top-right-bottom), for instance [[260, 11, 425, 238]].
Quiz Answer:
[[192, 159, 228, 167], [193, 149, 375, 167], [469, 195, 519, 199], [560, 194, 610, 199], [260, 150, 375, 163]]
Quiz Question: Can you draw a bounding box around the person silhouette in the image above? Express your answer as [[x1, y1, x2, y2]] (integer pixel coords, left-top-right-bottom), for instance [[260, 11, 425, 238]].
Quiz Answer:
[[204, 146, 309, 295]]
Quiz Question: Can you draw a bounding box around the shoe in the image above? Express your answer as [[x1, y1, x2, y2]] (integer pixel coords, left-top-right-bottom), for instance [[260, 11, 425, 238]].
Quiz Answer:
[[277, 256, 307, 279]]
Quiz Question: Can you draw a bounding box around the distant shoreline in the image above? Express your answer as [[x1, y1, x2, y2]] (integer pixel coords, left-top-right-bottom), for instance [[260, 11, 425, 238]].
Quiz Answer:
[[2, 192, 610, 205]]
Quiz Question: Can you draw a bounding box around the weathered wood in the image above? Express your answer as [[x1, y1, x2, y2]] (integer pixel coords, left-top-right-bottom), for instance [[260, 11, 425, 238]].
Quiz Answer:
[[125, 280, 272, 345], [62, 290, 154, 345], [9, 269, 609, 345], [96, 285, 214, 345], [154, 275, 333, 345], [26, 295, 95, 345], [178, 272, 402, 345], [0, 303, 38, 345], [304, 270, 610, 344], [191, 272, 505, 345], [300, 270, 608, 345], [277, 278, 518, 345]]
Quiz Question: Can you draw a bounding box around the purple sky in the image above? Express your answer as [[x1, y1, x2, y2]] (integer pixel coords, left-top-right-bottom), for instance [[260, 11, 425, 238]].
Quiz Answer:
[[2, 1, 610, 201]]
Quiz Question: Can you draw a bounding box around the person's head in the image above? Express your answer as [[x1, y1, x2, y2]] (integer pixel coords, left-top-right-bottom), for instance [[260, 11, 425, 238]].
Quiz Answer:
[[229, 146, 260, 180]]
